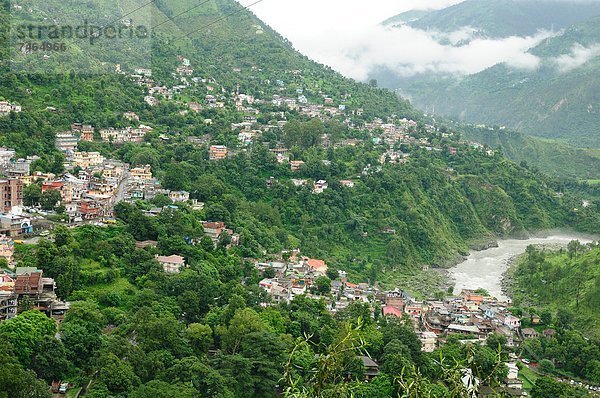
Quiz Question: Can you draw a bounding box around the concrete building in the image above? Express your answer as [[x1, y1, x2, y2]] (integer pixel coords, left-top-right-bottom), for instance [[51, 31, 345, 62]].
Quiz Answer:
[[55, 132, 79, 153], [209, 145, 227, 161], [156, 254, 186, 273], [0, 235, 14, 265], [0, 178, 23, 213], [72, 151, 105, 168], [0, 290, 17, 321], [130, 165, 153, 181], [0, 214, 32, 237], [168, 191, 190, 202], [0, 147, 15, 170], [419, 331, 438, 352], [72, 123, 94, 141]]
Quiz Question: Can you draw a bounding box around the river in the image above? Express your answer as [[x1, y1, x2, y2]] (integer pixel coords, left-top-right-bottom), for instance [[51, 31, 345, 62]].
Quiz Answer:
[[449, 233, 595, 301]]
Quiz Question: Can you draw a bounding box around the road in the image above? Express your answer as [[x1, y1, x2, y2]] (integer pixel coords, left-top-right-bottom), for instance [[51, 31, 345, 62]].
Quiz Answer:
[[115, 170, 130, 203], [23, 236, 40, 245], [521, 361, 600, 395]]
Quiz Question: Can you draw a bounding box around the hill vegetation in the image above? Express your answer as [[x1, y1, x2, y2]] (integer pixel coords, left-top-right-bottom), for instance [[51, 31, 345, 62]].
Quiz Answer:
[[403, 0, 600, 38], [511, 242, 600, 338], [458, 124, 600, 180], [396, 14, 600, 148], [0, 0, 594, 279], [507, 243, 600, 384], [0, 220, 518, 397], [0, 0, 599, 396]]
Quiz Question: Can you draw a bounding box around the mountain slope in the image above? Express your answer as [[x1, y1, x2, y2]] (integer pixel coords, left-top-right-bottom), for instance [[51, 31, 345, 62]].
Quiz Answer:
[[0, 0, 597, 270], [511, 244, 600, 339], [2, 0, 417, 120], [381, 9, 431, 27], [405, 0, 600, 38], [401, 15, 600, 148], [1, 1, 599, 396], [456, 124, 600, 180]]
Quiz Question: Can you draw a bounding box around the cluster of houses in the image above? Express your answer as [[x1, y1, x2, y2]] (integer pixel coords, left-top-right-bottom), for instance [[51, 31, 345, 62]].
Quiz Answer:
[[0, 100, 22, 116], [118, 57, 420, 167], [0, 147, 38, 178], [208, 105, 491, 178], [201, 221, 239, 248], [0, 151, 34, 237], [256, 252, 332, 304], [256, 257, 526, 353], [392, 289, 521, 345], [176, 56, 194, 76], [0, 174, 71, 318], [126, 164, 167, 203], [36, 142, 132, 222], [0, 267, 69, 323], [133, 220, 239, 274], [254, 245, 553, 388], [109, 54, 500, 186], [2, 138, 196, 228], [54, 119, 152, 149], [256, 256, 533, 395], [99, 124, 152, 144]]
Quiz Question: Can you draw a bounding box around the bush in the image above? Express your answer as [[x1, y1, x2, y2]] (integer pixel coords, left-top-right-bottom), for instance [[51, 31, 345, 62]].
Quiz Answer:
[[539, 359, 555, 374], [99, 292, 122, 308]]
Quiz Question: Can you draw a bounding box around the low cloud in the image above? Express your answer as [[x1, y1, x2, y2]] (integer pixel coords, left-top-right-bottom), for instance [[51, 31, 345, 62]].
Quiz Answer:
[[551, 43, 600, 72], [301, 25, 551, 81], [245, 0, 599, 82], [430, 26, 479, 45]]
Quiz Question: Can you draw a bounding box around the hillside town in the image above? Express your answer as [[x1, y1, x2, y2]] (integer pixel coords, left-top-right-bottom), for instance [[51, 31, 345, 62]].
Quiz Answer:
[[1, 49, 597, 398], [0, 53, 498, 240], [253, 252, 556, 395], [0, 56, 493, 233]]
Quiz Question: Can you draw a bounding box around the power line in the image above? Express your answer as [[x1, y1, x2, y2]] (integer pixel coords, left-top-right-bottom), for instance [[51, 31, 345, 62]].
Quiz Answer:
[[174, 0, 265, 42], [100, 0, 155, 30], [98, 0, 265, 43], [152, 0, 214, 30]]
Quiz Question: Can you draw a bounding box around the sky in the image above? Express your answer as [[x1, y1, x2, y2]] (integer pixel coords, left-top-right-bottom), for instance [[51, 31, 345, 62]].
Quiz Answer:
[[236, 0, 593, 82], [238, 0, 465, 79]]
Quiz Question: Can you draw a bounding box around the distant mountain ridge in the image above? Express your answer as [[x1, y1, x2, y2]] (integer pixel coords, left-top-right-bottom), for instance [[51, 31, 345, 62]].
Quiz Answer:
[[400, 0, 600, 38], [401, 15, 600, 148], [375, 0, 600, 148], [381, 10, 431, 27]]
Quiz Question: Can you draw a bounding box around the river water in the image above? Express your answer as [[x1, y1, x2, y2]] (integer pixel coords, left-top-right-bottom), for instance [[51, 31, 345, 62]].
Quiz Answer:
[[449, 234, 595, 301]]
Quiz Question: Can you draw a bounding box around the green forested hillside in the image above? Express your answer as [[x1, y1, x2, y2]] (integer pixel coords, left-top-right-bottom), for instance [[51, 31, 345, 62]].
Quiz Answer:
[[0, 0, 597, 279], [508, 243, 600, 383], [1, 0, 417, 120], [458, 124, 600, 180], [400, 15, 600, 148], [404, 0, 600, 38], [0, 0, 599, 396], [107, 139, 598, 279], [511, 243, 600, 336]]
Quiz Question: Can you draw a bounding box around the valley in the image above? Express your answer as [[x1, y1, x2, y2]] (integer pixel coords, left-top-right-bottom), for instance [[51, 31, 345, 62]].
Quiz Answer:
[[0, 0, 598, 397], [371, 1, 600, 155], [449, 232, 595, 301]]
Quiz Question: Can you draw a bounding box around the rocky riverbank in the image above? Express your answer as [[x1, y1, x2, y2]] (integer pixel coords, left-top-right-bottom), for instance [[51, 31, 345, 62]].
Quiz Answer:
[[449, 234, 593, 301], [500, 254, 521, 300], [468, 238, 499, 251]]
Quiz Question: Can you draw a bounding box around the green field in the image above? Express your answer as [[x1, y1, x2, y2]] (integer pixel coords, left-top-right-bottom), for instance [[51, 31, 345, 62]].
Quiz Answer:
[[519, 364, 539, 390]]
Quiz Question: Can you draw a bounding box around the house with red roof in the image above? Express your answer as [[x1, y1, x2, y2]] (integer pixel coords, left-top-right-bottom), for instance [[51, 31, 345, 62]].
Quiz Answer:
[[304, 258, 327, 275], [382, 305, 403, 318]]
